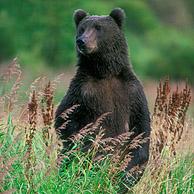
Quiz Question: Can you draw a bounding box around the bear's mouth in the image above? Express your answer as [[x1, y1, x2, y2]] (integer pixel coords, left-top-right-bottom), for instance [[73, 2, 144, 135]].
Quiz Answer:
[[77, 45, 95, 55], [77, 45, 87, 55]]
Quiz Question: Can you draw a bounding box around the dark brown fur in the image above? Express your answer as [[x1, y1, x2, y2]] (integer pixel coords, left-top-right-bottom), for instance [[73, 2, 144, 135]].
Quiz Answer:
[[55, 8, 151, 188]]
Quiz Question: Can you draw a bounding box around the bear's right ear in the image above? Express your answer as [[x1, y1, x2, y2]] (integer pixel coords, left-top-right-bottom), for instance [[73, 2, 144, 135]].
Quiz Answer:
[[73, 9, 87, 27]]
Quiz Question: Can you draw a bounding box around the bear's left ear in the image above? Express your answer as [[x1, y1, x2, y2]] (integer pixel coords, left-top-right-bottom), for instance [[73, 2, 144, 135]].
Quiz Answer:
[[109, 8, 125, 29], [74, 9, 88, 27]]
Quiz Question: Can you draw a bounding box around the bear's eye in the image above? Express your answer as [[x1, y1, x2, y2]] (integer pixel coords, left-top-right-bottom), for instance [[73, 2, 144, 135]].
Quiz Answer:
[[95, 25, 101, 31], [79, 27, 85, 34]]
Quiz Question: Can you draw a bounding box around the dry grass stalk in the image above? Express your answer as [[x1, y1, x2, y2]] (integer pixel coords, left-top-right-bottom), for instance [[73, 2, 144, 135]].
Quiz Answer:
[[29, 76, 46, 93], [70, 112, 111, 143], [105, 132, 147, 176], [25, 90, 38, 189], [0, 58, 22, 115], [51, 73, 65, 90], [176, 117, 194, 152], [151, 79, 191, 158], [56, 104, 80, 134], [0, 58, 20, 81], [41, 81, 54, 145], [28, 74, 64, 99]]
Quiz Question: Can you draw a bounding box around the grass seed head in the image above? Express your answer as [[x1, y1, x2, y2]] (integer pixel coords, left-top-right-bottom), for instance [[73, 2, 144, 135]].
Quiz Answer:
[[151, 79, 191, 159]]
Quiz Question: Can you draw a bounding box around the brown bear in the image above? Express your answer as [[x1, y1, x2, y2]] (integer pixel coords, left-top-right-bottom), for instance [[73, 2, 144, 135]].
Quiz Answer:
[[55, 8, 151, 188]]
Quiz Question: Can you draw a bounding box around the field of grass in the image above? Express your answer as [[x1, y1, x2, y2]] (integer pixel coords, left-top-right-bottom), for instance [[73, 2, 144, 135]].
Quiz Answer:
[[0, 61, 193, 194]]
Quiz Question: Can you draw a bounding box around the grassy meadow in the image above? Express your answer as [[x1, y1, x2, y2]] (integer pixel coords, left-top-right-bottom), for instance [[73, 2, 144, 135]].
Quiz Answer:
[[0, 1, 194, 193], [0, 60, 193, 194]]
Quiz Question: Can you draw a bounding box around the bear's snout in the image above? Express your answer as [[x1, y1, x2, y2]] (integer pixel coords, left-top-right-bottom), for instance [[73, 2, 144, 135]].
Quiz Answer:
[[76, 28, 97, 54], [76, 38, 86, 52]]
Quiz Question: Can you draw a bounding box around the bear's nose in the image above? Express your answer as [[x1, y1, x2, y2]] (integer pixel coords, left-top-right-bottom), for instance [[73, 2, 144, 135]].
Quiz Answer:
[[76, 38, 86, 50]]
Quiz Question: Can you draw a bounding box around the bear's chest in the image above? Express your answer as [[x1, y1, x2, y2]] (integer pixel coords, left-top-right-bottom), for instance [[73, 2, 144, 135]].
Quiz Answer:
[[81, 77, 129, 112]]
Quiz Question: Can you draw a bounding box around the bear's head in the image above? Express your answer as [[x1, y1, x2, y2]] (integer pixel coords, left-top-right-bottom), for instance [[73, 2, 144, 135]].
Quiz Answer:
[[74, 8, 126, 56]]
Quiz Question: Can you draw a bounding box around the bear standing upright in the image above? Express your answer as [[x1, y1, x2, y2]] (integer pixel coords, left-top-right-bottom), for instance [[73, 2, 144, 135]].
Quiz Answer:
[[55, 8, 151, 182]]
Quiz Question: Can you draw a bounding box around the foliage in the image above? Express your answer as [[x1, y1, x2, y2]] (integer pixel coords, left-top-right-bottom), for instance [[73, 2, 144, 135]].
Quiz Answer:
[[0, 0, 194, 84]]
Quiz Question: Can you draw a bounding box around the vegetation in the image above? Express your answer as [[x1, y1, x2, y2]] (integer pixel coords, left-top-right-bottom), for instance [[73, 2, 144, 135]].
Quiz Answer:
[[0, 60, 193, 193], [0, 0, 194, 84]]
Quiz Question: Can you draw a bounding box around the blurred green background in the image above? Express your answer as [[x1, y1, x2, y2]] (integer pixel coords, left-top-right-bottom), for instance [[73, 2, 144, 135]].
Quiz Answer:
[[0, 0, 194, 84]]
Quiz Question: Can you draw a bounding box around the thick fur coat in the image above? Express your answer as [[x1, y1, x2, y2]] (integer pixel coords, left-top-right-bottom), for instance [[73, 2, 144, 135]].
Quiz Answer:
[[55, 8, 151, 179]]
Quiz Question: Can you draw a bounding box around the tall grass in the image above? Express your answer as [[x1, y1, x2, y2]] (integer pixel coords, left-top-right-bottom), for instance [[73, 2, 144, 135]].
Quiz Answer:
[[0, 60, 193, 194]]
